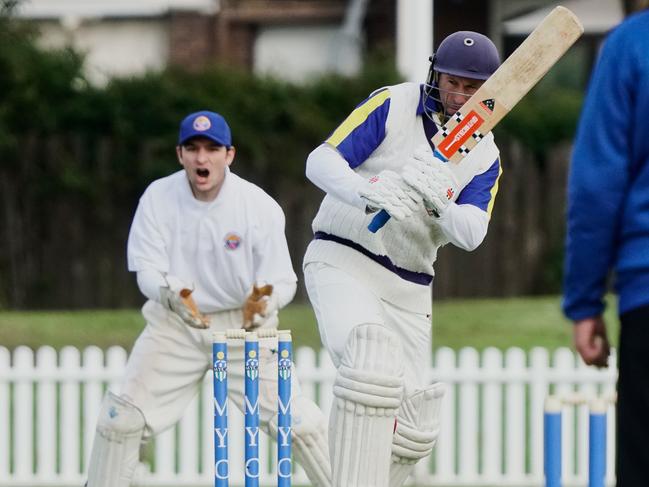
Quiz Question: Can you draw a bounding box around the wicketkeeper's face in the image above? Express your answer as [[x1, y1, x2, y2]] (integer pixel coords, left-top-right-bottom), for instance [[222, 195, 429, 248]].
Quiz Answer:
[[437, 73, 484, 115], [177, 136, 235, 202]]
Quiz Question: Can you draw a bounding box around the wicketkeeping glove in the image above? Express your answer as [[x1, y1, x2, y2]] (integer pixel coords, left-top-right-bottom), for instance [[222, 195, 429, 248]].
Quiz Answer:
[[160, 276, 210, 329], [402, 146, 460, 217], [242, 284, 277, 331], [358, 170, 422, 221]]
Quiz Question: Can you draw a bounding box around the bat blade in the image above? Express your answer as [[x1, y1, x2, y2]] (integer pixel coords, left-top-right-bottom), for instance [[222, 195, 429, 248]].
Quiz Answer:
[[368, 6, 584, 233], [436, 5, 583, 176]]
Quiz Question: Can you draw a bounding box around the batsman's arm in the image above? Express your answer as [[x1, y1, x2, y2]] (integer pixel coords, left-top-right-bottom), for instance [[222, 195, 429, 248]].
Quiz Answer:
[[435, 204, 488, 251], [431, 158, 500, 248], [306, 144, 368, 209], [308, 87, 391, 211]]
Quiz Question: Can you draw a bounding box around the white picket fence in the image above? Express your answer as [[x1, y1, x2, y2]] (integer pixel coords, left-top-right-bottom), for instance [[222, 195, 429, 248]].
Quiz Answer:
[[0, 345, 617, 487]]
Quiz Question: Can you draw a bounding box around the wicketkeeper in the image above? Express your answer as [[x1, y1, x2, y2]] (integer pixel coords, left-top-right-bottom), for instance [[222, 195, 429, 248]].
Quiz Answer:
[[304, 31, 503, 486], [86, 110, 331, 487]]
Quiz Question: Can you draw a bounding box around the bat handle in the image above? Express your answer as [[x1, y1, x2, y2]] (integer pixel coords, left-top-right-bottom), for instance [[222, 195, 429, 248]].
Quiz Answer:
[[433, 148, 448, 162], [368, 209, 390, 233]]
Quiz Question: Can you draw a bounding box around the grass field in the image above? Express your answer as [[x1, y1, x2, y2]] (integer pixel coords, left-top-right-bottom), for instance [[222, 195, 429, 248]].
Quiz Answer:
[[0, 295, 619, 352]]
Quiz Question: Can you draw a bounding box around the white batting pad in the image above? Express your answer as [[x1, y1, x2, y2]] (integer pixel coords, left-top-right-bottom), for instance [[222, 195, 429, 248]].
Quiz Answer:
[[330, 324, 404, 487], [86, 392, 146, 487], [389, 382, 446, 487], [268, 396, 332, 487]]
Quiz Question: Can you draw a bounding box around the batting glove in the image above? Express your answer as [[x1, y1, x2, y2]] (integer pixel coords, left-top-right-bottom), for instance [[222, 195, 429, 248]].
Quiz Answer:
[[402, 146, 460, 217], [160, 276, 210, 329], [358, 170, 422, 221]]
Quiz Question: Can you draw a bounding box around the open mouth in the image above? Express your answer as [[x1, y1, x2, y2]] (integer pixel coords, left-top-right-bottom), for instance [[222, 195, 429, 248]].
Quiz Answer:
[[196, 168, 210, 178]]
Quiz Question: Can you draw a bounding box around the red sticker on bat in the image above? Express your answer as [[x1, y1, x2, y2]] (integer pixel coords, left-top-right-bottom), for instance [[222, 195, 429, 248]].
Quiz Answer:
[[438, 110, 484, 159]]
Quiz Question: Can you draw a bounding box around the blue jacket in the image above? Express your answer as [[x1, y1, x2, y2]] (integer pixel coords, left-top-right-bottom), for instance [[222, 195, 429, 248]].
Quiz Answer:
[[563, 10, 649, 320]]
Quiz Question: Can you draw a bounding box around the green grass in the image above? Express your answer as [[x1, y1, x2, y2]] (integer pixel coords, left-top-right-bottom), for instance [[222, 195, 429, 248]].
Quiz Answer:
[[0, 295, 619, 351], [433, 295, 619, 351]]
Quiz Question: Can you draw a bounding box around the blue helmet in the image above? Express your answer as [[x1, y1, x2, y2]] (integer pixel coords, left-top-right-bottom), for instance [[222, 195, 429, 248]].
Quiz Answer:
[[432, 31, 500, 80]]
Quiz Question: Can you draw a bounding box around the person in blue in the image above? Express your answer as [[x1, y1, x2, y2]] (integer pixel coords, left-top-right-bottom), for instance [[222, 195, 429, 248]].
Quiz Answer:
[[562, 8, 649, 486], [303, 32, 503, 486]]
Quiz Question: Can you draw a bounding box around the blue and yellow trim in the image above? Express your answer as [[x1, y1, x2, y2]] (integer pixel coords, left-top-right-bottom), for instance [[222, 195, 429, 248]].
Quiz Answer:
[[326, 89, 390, 146], [324, 88, 391, 168], [486, 162, 503, 218], [456, 158, 502, 214]]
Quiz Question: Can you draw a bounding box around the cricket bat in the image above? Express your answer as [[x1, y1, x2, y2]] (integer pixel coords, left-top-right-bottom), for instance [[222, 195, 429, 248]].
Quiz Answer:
[[368, 5, 583, 232]]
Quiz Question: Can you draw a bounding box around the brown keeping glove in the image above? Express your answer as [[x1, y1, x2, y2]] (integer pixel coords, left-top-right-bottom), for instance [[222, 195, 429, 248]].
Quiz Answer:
[[242, 284, 274, 331]]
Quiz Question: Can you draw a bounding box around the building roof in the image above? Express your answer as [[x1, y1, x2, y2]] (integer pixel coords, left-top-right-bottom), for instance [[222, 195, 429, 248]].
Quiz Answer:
[[16, 0, 220, 20], [503, 0, 623, 35]]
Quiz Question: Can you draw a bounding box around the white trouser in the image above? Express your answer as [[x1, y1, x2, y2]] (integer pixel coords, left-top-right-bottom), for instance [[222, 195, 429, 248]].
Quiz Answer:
[[304, 262, 432, 393]]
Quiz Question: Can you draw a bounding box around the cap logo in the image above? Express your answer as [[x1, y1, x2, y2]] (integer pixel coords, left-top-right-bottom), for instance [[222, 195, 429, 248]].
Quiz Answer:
[[193, 115, 211, 131], [464, 38, 475, 46]]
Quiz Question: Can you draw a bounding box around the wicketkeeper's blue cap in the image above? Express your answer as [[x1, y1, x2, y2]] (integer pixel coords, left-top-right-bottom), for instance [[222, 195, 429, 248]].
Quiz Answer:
[[178, 110, 232, 147]]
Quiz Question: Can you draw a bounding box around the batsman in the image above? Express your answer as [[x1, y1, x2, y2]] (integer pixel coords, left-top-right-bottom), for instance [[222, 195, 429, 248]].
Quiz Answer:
[[304, 31, 503, 486], [85, 110, 331, 487]]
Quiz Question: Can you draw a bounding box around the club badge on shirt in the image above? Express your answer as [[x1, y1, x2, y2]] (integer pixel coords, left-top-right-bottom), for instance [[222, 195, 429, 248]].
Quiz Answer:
[[224, 232, 242, 250]]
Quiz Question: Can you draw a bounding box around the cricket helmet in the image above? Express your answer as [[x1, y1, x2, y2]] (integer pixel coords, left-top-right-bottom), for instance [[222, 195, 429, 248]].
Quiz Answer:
[[430, 31, 500, 81]]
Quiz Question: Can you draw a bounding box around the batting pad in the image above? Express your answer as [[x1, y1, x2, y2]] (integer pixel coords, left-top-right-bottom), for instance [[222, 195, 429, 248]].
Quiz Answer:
[[86, 392, 146, 487], [330, 324, 404, 487], [389, 382, 445, 487], [268, 396, 332, 487]]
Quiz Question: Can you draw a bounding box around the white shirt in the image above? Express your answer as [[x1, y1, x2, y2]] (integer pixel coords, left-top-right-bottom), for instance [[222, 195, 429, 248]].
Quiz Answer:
[[127, 168, 297, 312]]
